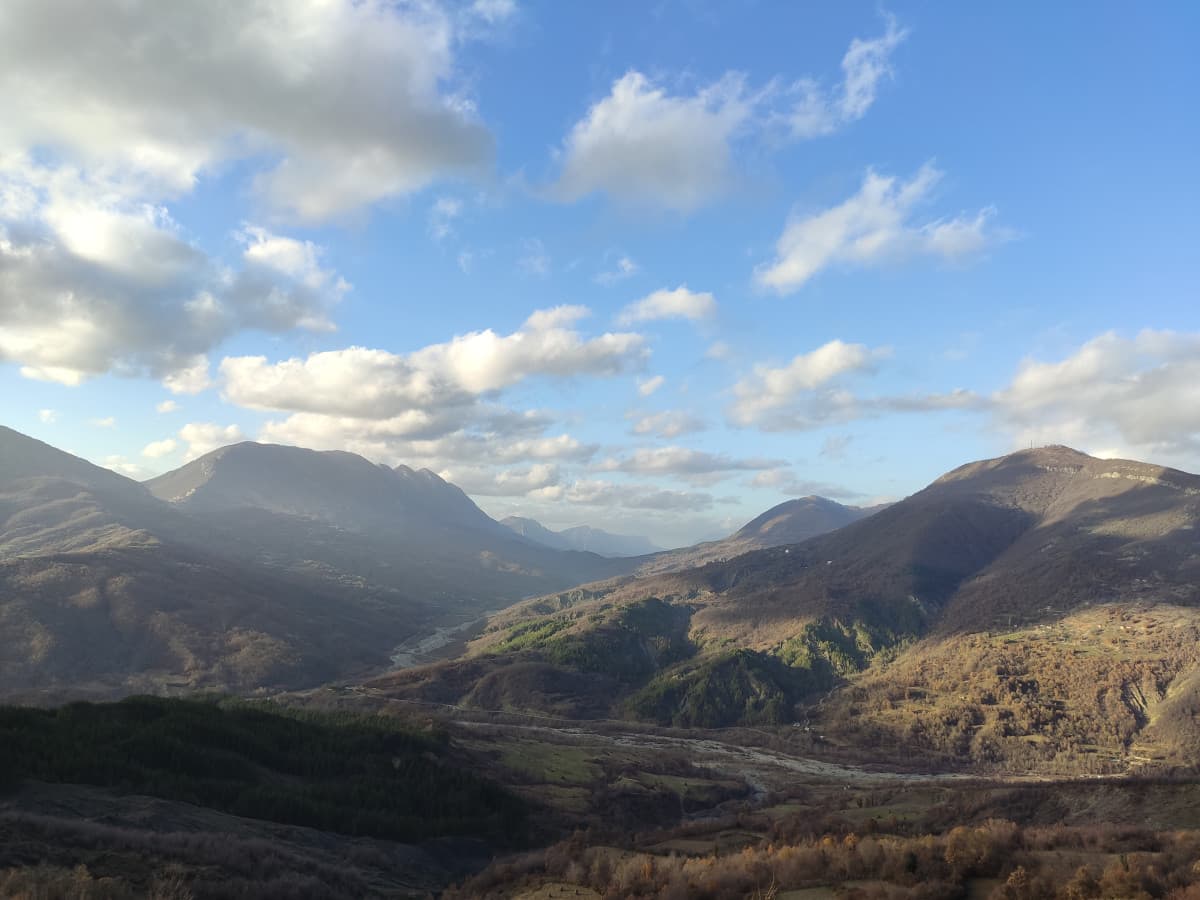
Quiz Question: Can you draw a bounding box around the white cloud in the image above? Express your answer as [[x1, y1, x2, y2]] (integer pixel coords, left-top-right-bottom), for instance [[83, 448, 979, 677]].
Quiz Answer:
[[142, 437, 178, 458], [617, 286, 717, 325], [221, 305, 645, 418], [237, 227, 348, 307], [180, 422, 244, 460], [517, 238, 550, 277], [90, 416, 116, 428], [219, 306, 644, 477], [37, 409, 57, 424], [705, 341, 732, 361], [156, 400, 180, 414], [102, 455, 146, 478], [555, 71, 753, 211], [629, 410, 706, 439], [755, 164, 1006, 294], [596, 255, 639, 285], [554, 20, 905, 212], [550, 479, 715, 512], [0, 0, 473, 398], [779, 16, 907, 139], [750, 468, 860, 500], [637, 375, 666, 397], [730, 340, 885, 427], [260, 412, 591, 465], [440, 463, 560, 497], [0, 163, 345, 387], [598, 446, 782, 485], [222, 347, 468, 420], [161, 356, 212, 395], [428, 196, 463, 241], [0, 0, 490, 221], [726, 341, 976, 432], [467, 0, 517, 26], [19, 366, 87, 387], [993, 330, 1200, 464]]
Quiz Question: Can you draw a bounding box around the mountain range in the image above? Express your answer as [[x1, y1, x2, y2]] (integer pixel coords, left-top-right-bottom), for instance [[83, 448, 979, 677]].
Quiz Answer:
[[631, 494, 886, 575], [11, 422, 1200, 772], [0, 427, 628, 699], [0, 425, 867, 702], [500, 516, 662, 557], [375, 445, 1200, 771]]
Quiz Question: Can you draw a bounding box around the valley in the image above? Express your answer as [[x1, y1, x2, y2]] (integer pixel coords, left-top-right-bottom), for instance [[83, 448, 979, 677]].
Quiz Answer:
[[373, 445, 1200, 774], [4, 431, 1200, 897]]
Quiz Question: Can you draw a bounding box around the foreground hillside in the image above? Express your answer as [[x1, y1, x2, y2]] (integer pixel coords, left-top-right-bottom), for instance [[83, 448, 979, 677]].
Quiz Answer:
[[374, 446, 1200, 772], [16, 695, 1200, 899], [0, 427, 630, 700], [449, 775, 1200, 899], [0, 696, 527, 897]]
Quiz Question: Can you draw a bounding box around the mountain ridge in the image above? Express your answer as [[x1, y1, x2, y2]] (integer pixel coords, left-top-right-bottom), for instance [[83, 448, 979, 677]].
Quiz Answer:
[[373, 444, 1200, 771], [146, 441, 506, 536], [500, 515, 661, 557], [0, 427, 632, 699], [631, 493, 883, 575]]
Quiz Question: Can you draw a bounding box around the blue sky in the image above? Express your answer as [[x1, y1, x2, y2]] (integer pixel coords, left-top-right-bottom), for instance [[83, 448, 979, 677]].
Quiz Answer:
[[2, 0, 1197, 546]]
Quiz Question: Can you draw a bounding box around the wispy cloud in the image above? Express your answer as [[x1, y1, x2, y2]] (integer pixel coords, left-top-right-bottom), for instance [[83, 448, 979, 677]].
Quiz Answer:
[[180, 422, 244, 460], [517, 238, 550, 277], [617, 286, 716, 325], [629, 410, 706, 439], [777, 15, 908, 139], [552, 18, 905, 211], [598, 446, 782, 485], [596, 255, 639, 285], [755, 164, 1008, 294], [142, 437, 178, 458], [637, 375, 666, 397], [428, 196, 463, 241], [729, 339, 980, 431]]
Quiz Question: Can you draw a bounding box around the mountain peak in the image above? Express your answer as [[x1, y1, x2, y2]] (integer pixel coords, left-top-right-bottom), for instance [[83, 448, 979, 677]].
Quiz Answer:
[[732, 496, 862, 542], [145, 440, 497, 534], [930, 445, 1200, 500], [0, 425, 141, 493], [932, 445, 1093, 487]]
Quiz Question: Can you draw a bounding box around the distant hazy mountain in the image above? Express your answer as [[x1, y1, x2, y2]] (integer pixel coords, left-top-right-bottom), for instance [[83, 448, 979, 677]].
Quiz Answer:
[[733, 495, 885, 545], [145, 442, 628, 600], [376, 447, 1200, 771], [501, 516, 661, 557], [148, 443, 500, 535], [0, 427, 414, 699], [633, 495, 882, 575], [0, 428, 633, 700]]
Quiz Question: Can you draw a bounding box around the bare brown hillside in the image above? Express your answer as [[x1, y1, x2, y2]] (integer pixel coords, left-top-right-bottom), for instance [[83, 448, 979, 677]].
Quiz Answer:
[[374, 446, 1200, 771]]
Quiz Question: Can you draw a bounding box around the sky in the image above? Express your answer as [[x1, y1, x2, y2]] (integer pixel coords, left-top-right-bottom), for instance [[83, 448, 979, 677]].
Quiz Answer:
[[1, 0, 1198, 547]]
